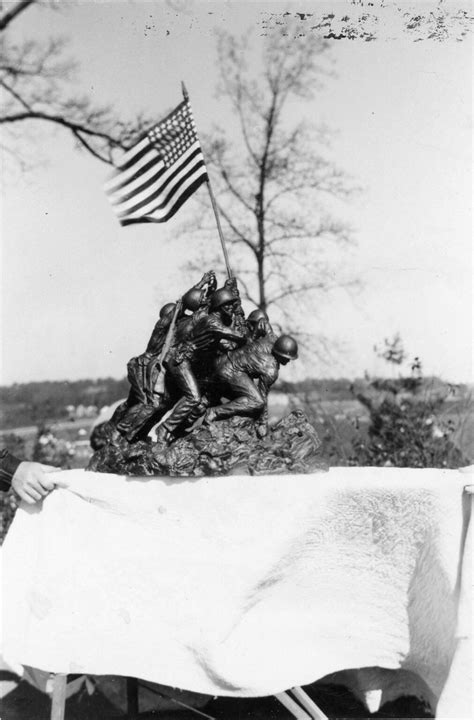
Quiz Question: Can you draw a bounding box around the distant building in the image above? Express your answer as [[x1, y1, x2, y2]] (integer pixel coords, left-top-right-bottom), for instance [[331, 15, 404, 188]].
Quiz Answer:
[[64, 404, 98, 421]]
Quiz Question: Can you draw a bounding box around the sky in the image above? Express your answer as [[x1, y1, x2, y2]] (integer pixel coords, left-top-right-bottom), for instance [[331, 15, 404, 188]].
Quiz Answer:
[[1, 0, 472, 385]]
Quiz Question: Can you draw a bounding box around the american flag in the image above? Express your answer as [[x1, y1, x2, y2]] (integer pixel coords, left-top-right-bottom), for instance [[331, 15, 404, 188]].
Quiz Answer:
[[105, 99, 208, 225]]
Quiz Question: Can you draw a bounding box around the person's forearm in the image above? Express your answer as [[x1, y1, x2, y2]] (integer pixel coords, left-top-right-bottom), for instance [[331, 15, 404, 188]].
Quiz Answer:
[[0, 449, 22, 491]]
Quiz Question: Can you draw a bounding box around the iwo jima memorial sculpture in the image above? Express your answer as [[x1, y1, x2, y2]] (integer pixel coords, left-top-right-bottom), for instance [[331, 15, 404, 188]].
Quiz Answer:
[[89, 85, 323, 477]]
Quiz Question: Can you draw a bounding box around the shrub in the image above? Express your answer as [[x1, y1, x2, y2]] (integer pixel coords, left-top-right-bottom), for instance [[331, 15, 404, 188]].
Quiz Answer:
[[349, 339, 469, 469], [350, 391, 468, 468]]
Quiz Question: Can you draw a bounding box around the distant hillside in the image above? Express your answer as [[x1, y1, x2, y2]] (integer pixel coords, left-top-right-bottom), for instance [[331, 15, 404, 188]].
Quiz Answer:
[[0, 378, 129, 430], [0, 375, 471, 432], [277, 376, 471, 401]]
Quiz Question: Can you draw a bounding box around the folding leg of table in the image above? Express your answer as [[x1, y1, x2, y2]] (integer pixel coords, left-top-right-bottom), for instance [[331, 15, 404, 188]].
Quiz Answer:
[[50, 674, 67, 720], [275, 687, 328, 719]]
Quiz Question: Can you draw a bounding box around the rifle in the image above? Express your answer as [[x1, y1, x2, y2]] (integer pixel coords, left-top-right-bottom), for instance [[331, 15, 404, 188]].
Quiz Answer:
[[147, 299, 183, 400]]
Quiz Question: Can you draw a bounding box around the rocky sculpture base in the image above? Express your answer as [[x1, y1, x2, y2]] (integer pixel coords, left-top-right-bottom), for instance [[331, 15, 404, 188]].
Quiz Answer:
[[87, 409, 326, 477]]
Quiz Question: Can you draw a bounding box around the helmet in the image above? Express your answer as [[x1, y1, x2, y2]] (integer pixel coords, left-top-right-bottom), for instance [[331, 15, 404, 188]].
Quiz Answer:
[[273, 335, 298, 362], [247, 308, 268, 325], [210, 287, 236, 311], [182, 288, 203, 312], [159, 302, 176, 319]]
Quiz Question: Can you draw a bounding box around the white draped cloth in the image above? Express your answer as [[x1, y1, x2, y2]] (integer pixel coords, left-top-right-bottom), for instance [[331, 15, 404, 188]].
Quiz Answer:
[[1, 467, 472, 714]]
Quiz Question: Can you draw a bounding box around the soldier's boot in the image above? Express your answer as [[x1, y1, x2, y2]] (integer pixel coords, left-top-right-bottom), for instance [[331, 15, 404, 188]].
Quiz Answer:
[[182, 398, 210, 433], [202, 408, 222, 438], [155, 423, 171, 445]]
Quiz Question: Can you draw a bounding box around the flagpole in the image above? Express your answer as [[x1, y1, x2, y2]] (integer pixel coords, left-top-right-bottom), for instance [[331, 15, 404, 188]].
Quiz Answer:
[[181, 81, 233, 279], [205, 179, 233, 279]]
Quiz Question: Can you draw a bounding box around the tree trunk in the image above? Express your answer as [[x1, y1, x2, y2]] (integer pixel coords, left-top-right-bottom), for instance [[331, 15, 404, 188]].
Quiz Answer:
[[257, 246, 266, 312], [256, 192, 266, 311]]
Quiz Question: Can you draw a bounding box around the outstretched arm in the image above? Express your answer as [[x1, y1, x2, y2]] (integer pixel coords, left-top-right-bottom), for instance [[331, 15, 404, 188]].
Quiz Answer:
[[193, 270, 216, 293], [12, 462, 59, 504], [224, 276, 246, 332], [0, 448, 22, 491], [0, 447, 60, 504]]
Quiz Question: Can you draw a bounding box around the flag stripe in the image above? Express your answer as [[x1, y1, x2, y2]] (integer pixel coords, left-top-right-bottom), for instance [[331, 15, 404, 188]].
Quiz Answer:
[[107, 155, 166, 206], [113, 149, 205, 217], [120, 175, 207, 226], [122, 165, 208, 223], [112, 136, 152, 173], [116, 159, 207, 220], [112, 147, 204, 216], [106, 156, 165, 204], [118, 165, 208, 224], [104, 148, 162, 194], [110, 140, 201, 200], [109, 144, 202, 210]]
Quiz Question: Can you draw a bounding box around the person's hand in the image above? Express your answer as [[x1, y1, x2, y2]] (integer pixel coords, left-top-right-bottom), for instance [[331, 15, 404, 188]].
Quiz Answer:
[[224, 276, 240, 300], [207, 271, 217, 292], [224, 276, 237, 290], [201, 270, 215, 286], [11, 461, 60, 505]]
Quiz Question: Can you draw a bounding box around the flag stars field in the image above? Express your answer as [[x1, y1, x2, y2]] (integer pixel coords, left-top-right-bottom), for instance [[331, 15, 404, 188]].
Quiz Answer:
[[148, 108, 196, 168]]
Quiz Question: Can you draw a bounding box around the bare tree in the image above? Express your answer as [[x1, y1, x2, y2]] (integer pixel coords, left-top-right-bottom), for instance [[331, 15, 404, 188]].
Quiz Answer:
[[0, 0, 153, 169], [187, 29, 359, 345]]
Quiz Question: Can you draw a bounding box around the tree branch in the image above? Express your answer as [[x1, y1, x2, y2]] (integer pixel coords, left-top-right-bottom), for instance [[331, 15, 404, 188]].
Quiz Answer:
[[0, 78, 35, 113], [220, 167, 255, 214], [235, 274, 258, 307], [71, 129, 113, 164], [0, 0, 35, 32], [235, 88, 260, 167], [216, 204, 258, 255], [0, 109, 126, 163]]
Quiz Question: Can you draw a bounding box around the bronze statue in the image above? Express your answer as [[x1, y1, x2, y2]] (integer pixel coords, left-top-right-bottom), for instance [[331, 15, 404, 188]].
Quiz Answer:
[[87, 271, 325, 477], [93, 272, 308, 473]]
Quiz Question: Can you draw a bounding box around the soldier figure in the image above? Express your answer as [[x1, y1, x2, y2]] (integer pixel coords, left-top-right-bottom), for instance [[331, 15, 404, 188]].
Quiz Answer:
[[204, 334, 298, 438], [109, 272, 215, 443], [245, 308, 277, 347], [155, 286, 247, 443], [126, 302, 176, 408]]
